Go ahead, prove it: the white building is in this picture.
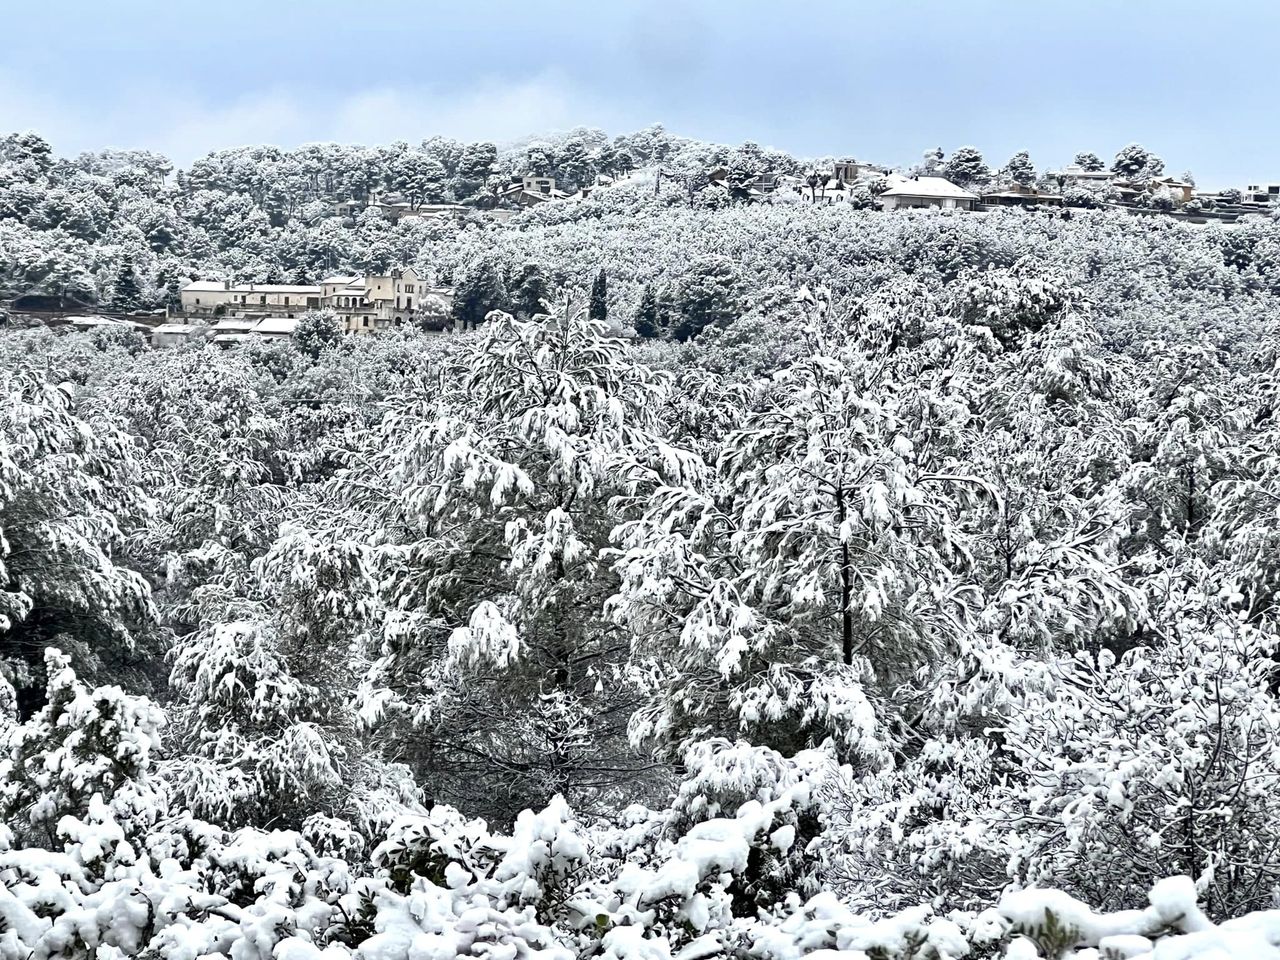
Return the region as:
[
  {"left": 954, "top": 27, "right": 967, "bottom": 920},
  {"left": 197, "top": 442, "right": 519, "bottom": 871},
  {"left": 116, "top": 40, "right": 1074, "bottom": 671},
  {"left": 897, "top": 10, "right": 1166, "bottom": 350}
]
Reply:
[
  {"left": 1244, "top": 183, "right": 1280, "bottom": 204},
  {"left": 878, "top": 175, "right": 978, "bottom": 211},
  {"left": 179, "top": 280, "right": 322, "bottom": 317},
  {"left": 180, "top": 269, "right": 454, "bottom": 337},
  {"left": 1053, "top": 164, "right": 1113, "bottom": 184},
  {"left": 499, "top": 175, "right": 569, "bottom": 207},
  {"left": 250, "top": 316, "right": 299, "bottom": 339},
  {"left": 150, "top": 323, "right": 206, "bottom": 348}
]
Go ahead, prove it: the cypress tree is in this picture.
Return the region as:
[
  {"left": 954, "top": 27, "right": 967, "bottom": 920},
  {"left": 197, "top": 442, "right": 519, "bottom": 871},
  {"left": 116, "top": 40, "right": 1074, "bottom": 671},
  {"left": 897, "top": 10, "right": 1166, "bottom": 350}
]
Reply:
[
  {"left": 633, "top": 285, "right": 660, "bottom": 339},
  {"left": 589, "top": 268, "right": 608, "bottom": 323}
]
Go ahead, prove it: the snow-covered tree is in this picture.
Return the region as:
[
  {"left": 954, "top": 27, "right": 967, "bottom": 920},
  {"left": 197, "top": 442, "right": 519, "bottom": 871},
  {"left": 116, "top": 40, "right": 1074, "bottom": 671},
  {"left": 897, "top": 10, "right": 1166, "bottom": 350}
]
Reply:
[
  {"left": 942, "top": 146, "right": 991, "bottom": 187},
  {"left": 360, "top": 304, "right": 678, "bottom": 821},
  {"left": 1112, "top": 143, "right": 1165, "bottom": 182}
]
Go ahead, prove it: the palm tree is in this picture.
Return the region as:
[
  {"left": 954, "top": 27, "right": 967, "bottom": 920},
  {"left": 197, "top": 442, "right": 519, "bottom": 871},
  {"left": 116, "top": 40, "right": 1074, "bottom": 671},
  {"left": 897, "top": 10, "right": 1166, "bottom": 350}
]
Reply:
[{"left": 806, "top": 169, "right": 825, "bottom": 204}]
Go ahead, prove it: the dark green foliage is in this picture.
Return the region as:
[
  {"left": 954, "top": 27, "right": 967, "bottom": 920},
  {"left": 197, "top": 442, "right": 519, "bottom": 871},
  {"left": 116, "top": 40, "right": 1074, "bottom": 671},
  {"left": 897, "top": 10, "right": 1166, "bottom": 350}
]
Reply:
[
  {"left": 672, "top": 256, "right": 742, "bottom": 342},
  {"left": 633, "top": 285, "right": 662, "bottom": 338},
  {"left": 510, "top": 263, "right": 552, "bottom": 319},
  {"left": 589, "top": 268, "right": 608, "bottom": 323},
  {"left": 111, "top": 263, "right": 142, "bottom": 311},
  {"left": 450, "top": 260, "right": 509, "bottom": 329}
]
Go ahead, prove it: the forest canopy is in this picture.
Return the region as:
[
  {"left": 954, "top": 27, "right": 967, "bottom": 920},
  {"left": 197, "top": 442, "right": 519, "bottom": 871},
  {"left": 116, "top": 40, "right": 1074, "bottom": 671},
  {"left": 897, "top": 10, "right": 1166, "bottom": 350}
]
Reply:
[{"left": 4, "top": 127, "right": 1280, "bottom": 959}]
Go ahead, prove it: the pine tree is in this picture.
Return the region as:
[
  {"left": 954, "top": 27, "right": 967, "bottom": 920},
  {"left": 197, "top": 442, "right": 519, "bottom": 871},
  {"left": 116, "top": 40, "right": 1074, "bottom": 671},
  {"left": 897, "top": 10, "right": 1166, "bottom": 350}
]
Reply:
[
  {"left": 364, "top": 303, "right": 675, "bottom": 822},
  {"left": 1073, "top": 151, "right": 1104, "bottom": 172},
  {"left": 1, "top": 648, "right": 165, "bottom": 844},
  {"left": 589, "top": 268, "right": 608, "bottom": 323},
  {"left": 450, "top": 261, "right": 509, "bottom": 330},
  {"left": 111, "top": 262, "right": 143, "bottom": 311},
  {"left": 942, "top": 146, "right": 991, "bottom": 187},
  {"left": 1001, "top": 150, "right": 1037, "bottom": 187},
  {"left": 510, "top": 263, "right": 552, "bottom": 319},
  {"left": 672, "top": 257, "right": 741, "bottom": 342},
  {"left": 1111, "top": 143, "right": 1164, "bottom": 182}
]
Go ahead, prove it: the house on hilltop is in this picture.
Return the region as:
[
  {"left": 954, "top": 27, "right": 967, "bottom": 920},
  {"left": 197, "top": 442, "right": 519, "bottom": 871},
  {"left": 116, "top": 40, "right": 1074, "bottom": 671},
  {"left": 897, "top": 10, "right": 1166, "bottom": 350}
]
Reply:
[
  {"left": 879, "top": 174, "right": 978, "bottom": 211},
  {"left": 499, "top": 175, "right": 569, "bottom": 207},
  {"left": 981, "top": 183, "right": 1063, "bottom": 208}
]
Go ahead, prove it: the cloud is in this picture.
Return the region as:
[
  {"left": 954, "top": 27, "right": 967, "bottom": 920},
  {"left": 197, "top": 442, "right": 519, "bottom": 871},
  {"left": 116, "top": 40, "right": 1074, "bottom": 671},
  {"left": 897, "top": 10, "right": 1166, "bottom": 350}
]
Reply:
[{"left": 0, "top": 69, "right": 621, "bottom": 165}]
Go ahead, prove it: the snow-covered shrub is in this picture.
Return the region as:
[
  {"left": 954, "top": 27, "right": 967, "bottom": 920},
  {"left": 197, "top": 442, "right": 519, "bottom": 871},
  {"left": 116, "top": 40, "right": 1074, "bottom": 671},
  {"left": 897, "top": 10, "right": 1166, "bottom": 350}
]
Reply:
[{"left": 0, "top": 649, "right": 165, "bottom": 846}]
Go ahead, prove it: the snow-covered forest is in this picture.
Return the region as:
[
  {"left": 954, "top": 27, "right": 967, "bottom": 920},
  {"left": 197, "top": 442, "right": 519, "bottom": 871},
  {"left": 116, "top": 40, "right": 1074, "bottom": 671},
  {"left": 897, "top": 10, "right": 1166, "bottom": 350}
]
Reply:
[{"left": 7, "top": 125, "right": 1280, "bottom": 958}]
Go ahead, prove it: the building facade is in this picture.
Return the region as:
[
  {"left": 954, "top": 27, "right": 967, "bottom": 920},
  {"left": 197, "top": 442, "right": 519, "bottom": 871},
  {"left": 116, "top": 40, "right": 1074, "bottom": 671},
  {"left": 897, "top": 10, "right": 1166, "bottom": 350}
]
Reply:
[
  {"left": 179, "top": 269, "right": 453, "bottom": 335},
  {"left": 179, "top": 281, "right": 322, "bottom": 317},
  {"left": 879, "top": 175, "right": 978, "bottom": 211}
]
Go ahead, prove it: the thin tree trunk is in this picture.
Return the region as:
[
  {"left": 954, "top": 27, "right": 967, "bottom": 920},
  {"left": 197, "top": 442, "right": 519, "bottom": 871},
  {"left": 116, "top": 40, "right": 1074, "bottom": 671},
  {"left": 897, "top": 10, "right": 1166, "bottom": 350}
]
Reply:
[{"left": 835, "top": 486, "right": 854, "bottom": 666}]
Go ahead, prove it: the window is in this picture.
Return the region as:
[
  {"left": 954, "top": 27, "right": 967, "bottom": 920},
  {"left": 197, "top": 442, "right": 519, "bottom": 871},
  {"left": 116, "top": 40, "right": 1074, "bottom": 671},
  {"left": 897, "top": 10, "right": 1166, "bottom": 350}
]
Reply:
[
  {"left": 195, "top": 298, "right": 201, "bottom": 305},
  {"left": 284, "top": 296, "right": 290, "bottom": 305},
  {"left": 406, "top": 297, "right": 412, "bottom": 310},
  {"left": 405, "top": 283, "right": 414, "bottom": 293},
  {"left": 260, "top": 295, "right": 266, "bottom": 305},
  {"left": 362, "top": 317, "right": 369, "bottom": 328}
]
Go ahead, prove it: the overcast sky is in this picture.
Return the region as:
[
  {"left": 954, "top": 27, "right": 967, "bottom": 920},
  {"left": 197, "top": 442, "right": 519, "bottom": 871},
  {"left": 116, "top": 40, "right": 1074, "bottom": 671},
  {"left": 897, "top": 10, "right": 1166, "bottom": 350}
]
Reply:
[{"left": 2, "top": 0, "right": 1276, "bottom": 188}]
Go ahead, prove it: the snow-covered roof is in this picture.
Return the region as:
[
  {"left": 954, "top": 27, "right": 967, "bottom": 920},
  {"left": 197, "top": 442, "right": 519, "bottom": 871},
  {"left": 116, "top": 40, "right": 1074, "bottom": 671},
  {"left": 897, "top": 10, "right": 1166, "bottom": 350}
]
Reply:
[
  {"left": 1055, "top": 165, "right": 1111, "bottom": 179},
  {"left": 982, "top": 189, "right": 1060, "bottom": 198},
  {"left": 67, "top": 315, "right": 126, "bottom": 326},
  {"left": 320, "top": 274, "right": 360, "bottom": 285},
  {"left": 252, "top": 317, "right": 299, "bottom": 335},
  {"left": 239, "top": 284, "right": 322, "bottom": 294},
  {"left": 880, "top": 175, "right": 978, "bottom": 201},
  {"left": 152, "top": 323, "right": 202, "bottom": 335},
  {"left": 183, "top": 280, "right": 321, "bottom": 295},
  {"left": 213, "top": 317, "right": 256, "bottom": 331}
]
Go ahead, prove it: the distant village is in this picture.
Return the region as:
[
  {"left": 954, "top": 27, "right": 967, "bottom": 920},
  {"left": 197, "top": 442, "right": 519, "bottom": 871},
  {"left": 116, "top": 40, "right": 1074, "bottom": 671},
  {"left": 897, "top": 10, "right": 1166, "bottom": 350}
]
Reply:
[
  {"left": 680, "top": 156, "right": 1277, "bottom": 217},
  {"left": 6, "top": 151, "right": 1277, "bottom": 348}
]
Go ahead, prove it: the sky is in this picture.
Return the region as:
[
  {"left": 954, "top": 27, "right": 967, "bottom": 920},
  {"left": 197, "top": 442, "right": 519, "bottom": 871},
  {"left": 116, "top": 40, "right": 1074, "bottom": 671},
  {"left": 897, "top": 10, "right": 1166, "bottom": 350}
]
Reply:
[{"left": 2, "top": 0, "right": 1278, "bottom": 189}]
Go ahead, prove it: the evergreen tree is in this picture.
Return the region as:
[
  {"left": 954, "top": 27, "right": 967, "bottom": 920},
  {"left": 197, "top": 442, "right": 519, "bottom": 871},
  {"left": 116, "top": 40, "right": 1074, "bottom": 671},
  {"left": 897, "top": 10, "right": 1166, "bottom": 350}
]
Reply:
[
  {"left": 1111, "top": 143, "right": 1165, "bottom": 181},
  {"left": 921, "top": 146, "right": 944, "bottom": 175},
  {"left": 588, "top": 269, "right": 608, "bottom": 323},
  {"left": 1001, "top": 151, "right": 1037, "bottom": 187},
  {"left": 111, "top": 262, "right": 143, "bottom": 311},
  {"left": 557, "top": 138, "right": 595, "bottom": 192},
  {"left": 365, "top": 304, "right": 674, "bottom": 821},
  {"left": 1, "top": 649, "right": 165, "bottom": 844},
  {"left": 392, "top": 152, "right": 447, "bottom": 208},
  {"left": 456, "top": 141, "right": 498, "bottom": 200},
  {"left": 450, "top": 261, "right": 509, "bottom": 330},
  {"left": 293, "top": 309, "right": 344, "bottom": 359},
  {"left": 1073, "top": 151, "right": 1104, "bottom": 172},
  {"left": 633, "top": 285, "right": 661, "bottom": 338},
  {"left": 510, "top": 263, "right": 552, "bottom": 319},
  {"left": 672, "top": 256, "right": 742, "bottom": 342},
  {"left": 942, "top": 146, "right": 990, "bottom": 187}
]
